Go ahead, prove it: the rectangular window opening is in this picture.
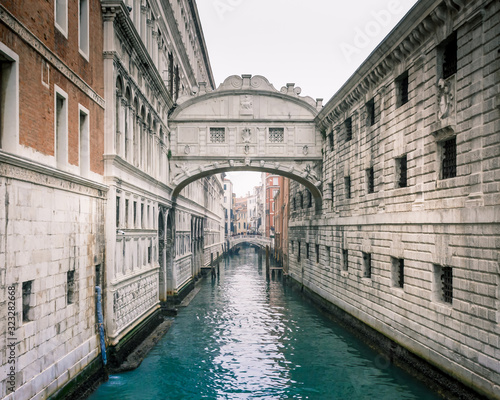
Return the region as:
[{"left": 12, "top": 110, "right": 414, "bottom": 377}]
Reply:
[
  {"left": 396, "top": 70, "right": 409, "bottom": 107},
  {"left": 366, "top": 99, "right": 375, "bottom": 127},
  {"left": 22, "top": 281, "right": 33, "bottom": 322},
  {"left": 441, "top": 32, "right": 457, "bottom": 80},
  {"left": 79, "top": 108, "right": 90, "bottom": 177},
  {"left": 269, "top": 128, "right": 284, "bottom": 143},
  {"left": 328, "top": 131, "right": 334, "bottom": 151},
  {"left": 55, "top": 0, "right": 68, "bottom": 36},
  {"left": 363, "top": 252, "right": 372, "bottom": 278},
  {"left": 366, "top": 167, "right": 374, "bottom": 194},
  {"left": 79, "top": 0, "right": 89, "bottom": 58},
  {"left": 345, "top": 176, "right": 351, "bottom": 199},
  {"left": 442, "top": 266, "right": 453, "bottom": 303},
  {"left": 116, "top": 196, "right": 120, "bottom": 228},
  {"left": 316, "top": 244, "right": 320, "bottom": 263},
  {"left": 55, "top": 89, "right": 68, "bottom": 167},
  {"left": 441, "top": 137, "right": 457, "bottom": 179},
  {"left": 396, "top": 155, "right": 407, "bottom": 188},
  {"left": 67, "top": 270, "right": 75, "bottom": 304},
  {"left": 342, "top": 249, "right": 348, "bottom": 271},
  {"left": 392, "top": 258, "right": 404, "bottom": 288},
  {"left": 306, "top": 243, "right": 309, "bottom": 260},
  {"left": 345, "top": 117, "right": 352, "bottom": 141}
]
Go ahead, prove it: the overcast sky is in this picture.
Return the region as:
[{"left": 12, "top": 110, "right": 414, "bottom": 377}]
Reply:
[{"left": 196, "top": 0, "right": 419, "bottom": 196}]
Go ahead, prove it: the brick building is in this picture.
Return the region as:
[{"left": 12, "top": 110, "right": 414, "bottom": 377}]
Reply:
[{"left": 0, "top": 0, "right": 106, "bottom": 398}]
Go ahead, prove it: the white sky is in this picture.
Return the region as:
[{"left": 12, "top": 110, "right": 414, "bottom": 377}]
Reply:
[{"left": 197, "top": 0, "right": 419, "bottom": 196}]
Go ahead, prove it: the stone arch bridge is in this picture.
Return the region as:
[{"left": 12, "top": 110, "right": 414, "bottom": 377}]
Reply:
[
  {"left": 228, "top": 235, "right": 272, "bottom": 251},
  {"left": 168, "top": 75, "right": 324, "bottom": 200}
]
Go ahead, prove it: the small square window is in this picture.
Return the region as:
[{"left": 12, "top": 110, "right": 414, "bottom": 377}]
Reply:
[
  {"left": 396, "top": 71, "right": 409, "bottom": 107},
  {"left": 210, "top": 127, "right": 225, "bottom": 143},
  {"left": 269, "top": 128, "right": 284, "bottom": 143},
  {"left": 366, "top": 99, "right": 375, "bottom": 127},
  {"left": 396, "top": 155, "right": 407, "bottom": 188}
]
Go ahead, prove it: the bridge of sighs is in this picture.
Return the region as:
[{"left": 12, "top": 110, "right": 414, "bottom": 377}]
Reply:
[{"left": 168, "top": 74, "right": 325, "bottom": 200}]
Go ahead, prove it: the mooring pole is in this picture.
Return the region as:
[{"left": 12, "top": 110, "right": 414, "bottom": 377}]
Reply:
[
  {"left": 211, "top": 253, "right": 216, "bottom": 278},
  {"left": 266, "top": 245, "right": 270, "bottom": 276}
]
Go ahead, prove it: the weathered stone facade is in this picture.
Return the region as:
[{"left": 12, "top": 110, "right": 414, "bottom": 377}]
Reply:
[{"left": 289, "top": 0, "right": 500, "bottom": 398}]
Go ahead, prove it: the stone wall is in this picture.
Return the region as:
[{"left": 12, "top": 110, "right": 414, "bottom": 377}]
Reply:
[
  {"left": 289, "top": 0, "right": 500, "bottom": 398},
  {"left": 0, "top": 154, "right": 106, "bottom": 399}
]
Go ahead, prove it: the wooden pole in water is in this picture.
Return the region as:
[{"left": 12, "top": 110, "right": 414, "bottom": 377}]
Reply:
[
  {"left": 211, "top": 253, "right": 216, "bottom": 278},
  {"left": 266, "top": 245, "right": 270, "bottom": 276},
  {"left": 217, "top": 251, "right": 220, "bottom": 274}
]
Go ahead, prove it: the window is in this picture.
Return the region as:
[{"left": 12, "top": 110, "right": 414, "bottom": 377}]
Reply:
[
  {"left": 441, "top": 137, "right": 456, "bottom": 179},
  {"left": 67, "top": 270, "right": 75, "bottom": 304},
  {"left": 133, "top": 201, "right": 137, "bottom": 227},
  {"left": 125, "top": 199, "right": 129, "bottom": 227},
  {"left": 141, "top": 203, "right": 144, "bottom": 228},
  {"left": 328, "top": 131, "right": 334, "bottom": 151},
  {"left": 79, "top": 106, "right": 90, "bottom": 177},
  {"left": 269, "top": 128, "right": 284, "bottom": 143},
  {"left": 316, "top": 244, "right": 320, "bottom": 263},
  {"left": 363, "top": 252, "right": 372, "bottom": 278},
  {"left": 116, "top": 196, "right": 120, "bottom": 227},
  {"left": 342, "top": 249, "right": 348, "bottom": 271},
  {"left": 95, "top": 264, "right": 102, "bottom": 288},
  {"left": 79, "top": 0, "right": 89, "bottom": 58},
  {"left": 434, "top": 264, "right": 453, "bottom": 304},
  {"left": 366, "top": 99, "right": 375, "bottom": 126},
  {"left": 0, "top": 44, "right": 19, "bottom": 153},
  {"left": 345, "top": 176, "right": 351, "bottom": 199},
  {"left": 55, "top": 0, "right": 68, "bottom": 37},
  {"left": 366, "top": 167, "right": 374, "bottom": 194},
  {"left": 392, "top": 258, "right": 404, "bottom": 288},
  {"left": 396, "top": 155, "right": 407, "bottom": 188},
  {"left": 299, "top": 192, "right": 304, "bottom": 208},
  {"left": 22, "top": 281, "right": 33, "bottom": 322},
  {"left": 326, "top": 246, "right": 331, "bottom": 263},
  {"left": 307, "top": 190, "right": 312, "bottom": 208},
  {"left": 396, "top": 71, "right": 409, "bottom": 107},
  {"left": 55, "top": 86, "right": 68, "bottom": 167},
  {"left": 210, "top": 127, "right": 225, "bottom": 143},
  {"left": 306, "top": 243, "right": 310, "bottom": 259},
  {"left": 345, "top": 117, "right": 352, "bottom": 141},
  {"left": 297, "top": 241, "right": 301, "bottom": 261},
  {"left": 440, "top": 32, "right": 457, "bottom": 80}
]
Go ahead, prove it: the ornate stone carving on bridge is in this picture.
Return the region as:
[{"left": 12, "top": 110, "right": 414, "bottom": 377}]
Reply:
[
  {"left": 240, "top": 95, "right": 253, "bottom": 115},
  {"left": 241, "top": 128, "right": 252, "bottom": 143}
]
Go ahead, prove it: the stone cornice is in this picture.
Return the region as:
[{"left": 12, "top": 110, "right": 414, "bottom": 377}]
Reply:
[
  {"left": 101, "top": 0, "right": 174, "bottom": 109},
  {"left": 0, "top": 5, "right": 105, "bottom": 109},
  {"left": 316, "top": 0, "right": 471, "bottom": 131},
  {"left": 0, "top": 151, "right": 108, "bottom": 196}
]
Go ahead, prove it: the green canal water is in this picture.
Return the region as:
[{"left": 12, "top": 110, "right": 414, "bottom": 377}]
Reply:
[{"left": 88, "top": 247, "right": 441, "bottom": 399}]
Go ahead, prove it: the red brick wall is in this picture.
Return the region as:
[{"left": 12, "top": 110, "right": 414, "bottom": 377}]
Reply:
[{"left": 0, "top": 0, "right": 104, "bottom": 174}]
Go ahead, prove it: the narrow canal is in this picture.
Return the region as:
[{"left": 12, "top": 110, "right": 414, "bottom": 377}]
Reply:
[{"left": 89, "top": 247, "right": 441, "bottom": 399}]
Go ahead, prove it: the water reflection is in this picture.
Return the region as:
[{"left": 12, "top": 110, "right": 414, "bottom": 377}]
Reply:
[{"left": 88, "top": 247, "right": 441, "bottom": 400}]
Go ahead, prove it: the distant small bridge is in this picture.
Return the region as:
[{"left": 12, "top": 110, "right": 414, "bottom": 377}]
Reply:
[{"left": 228, "top": 235, "right": 272, "bottom": 250}]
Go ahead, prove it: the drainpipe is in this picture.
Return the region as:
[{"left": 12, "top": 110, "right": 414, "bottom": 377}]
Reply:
[{"left": 95, "top": 286, "right": 108, "bottom": 367}]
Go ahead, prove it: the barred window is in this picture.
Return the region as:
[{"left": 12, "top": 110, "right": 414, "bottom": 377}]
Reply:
[
  {"left": 396, "top": 70, "right": 409, "bottom": 107},
  {"left": 342, "top": 249, "right": 348, "bottom": 271},
  {"left": 328, "top": 131, "right": 334, "bottom": 151},
  {"left": 316, "top": 244, "right": 320, "bottom": 263},
  {"left": 22, "top": 281, "right": 34, "bottom": 322},
  {"left": 345, "top": 117, "right": 352, "bottom": 141},
  {"left": 345, "top": 176, "right": 351, "bottom": 199},
  {"left": 366, "top": 167, "right": 374, "bottom": 194},
  {"left": 269, "top": 128, "right": 284, "bottom": 143},
  {"left": 396, "top": 155, "right": 407, "bottom": 188},
  {"left": 392, "top": 258, "right": 404, "bottom": 288},
  {"left": 67, "top": 270, "right": 75, "bottom": 304},
  {"left": 441, "top": 32, "right": 457, "bottom": 80},
  {"left": 442, "top": 267, "right": 453, "bottom": 303},
  {"left": 366, "top": 99, "right": 375, "bottom": 126},
  {"left": 306, "top": 243, "right": 310, "bottom": 259},
  {"left": 441, "top": 137, "right": 456, "bottom": 179},
  {"left": 210, "top": 127, "right": 225, "bottom": 143}
]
